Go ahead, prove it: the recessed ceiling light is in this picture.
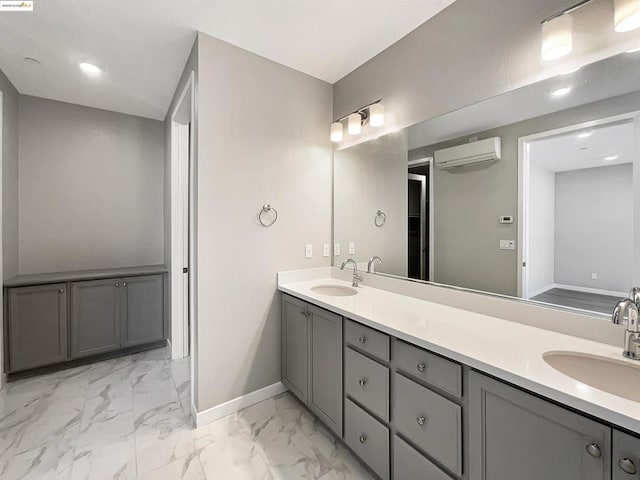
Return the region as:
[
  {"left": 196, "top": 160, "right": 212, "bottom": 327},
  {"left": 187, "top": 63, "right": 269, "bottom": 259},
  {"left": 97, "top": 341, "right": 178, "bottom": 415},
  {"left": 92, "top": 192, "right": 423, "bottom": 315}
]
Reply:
[
  {"left": 577, "top": 131, "right": 593, "bottom": 139},
  {"left": 79, "top": 62, "right": 103, "bottom": 78},
  {"left": 604, "top": 154, "right": 619, "bottom": 161},
  {"left": 23, "top": 57, "right": 40, "bottom": 65},
  {"left": 552, "top": 86, "right": 572, "bottom": 97}
]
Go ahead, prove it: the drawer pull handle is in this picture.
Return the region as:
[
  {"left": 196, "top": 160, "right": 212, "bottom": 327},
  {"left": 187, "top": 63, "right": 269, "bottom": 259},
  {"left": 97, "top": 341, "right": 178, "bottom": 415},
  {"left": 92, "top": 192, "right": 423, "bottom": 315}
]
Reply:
[
  {"left": 299, "top": 309, "right": 306, "bottom": 316},
  {"left": 585, "top": 443, "right": 602, "bottom": 459},
  {"left": 59, "top": 288, "right": 65, "bottom": 293},
  {"left": 359, "top": 435, "right": 367, "bottom": 444},
  {"left": 417, "top": 416, "right": 426, "bottom": 427},
  {"left": 115, "top": 283, "right": 120, "bottom": 287},
  {"left": 417, "top": 363, "right": 426, "bottom": 373},
  {"left": 358, "top": 378, "right": 368, "bottom": 387},
  {"left": 359, "top": 335, "right": 367, "bottom": 344},
  {"left": 123, "top": 282, "right": 127, "bottom": 287},
  {"left": 619, "top": 458, "right": 637, "bottom": 475}
]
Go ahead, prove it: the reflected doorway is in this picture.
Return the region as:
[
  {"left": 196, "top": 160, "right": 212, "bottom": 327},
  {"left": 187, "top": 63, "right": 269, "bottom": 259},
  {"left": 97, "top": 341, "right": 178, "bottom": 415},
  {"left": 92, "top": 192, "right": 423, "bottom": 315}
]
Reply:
[{"left": 408, "top": 159, "right": 433, "bottom": 281}]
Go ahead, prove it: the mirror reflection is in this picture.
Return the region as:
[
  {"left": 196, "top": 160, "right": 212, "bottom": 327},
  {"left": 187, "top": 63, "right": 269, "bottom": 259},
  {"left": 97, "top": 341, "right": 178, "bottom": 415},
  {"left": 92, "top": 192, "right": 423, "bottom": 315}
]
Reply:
[{"left": 333, "top": 52, "right": 640, "bottom": 317}]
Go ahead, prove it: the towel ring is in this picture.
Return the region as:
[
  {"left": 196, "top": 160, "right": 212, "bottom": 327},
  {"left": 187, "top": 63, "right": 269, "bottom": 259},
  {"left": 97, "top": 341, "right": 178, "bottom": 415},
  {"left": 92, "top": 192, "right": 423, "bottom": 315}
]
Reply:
[
  {"left": 375, "top": 210, "right": 386, "bottom": 227},
  {"left": 259, "top": 204, "right": 278, "bottom": 227}
]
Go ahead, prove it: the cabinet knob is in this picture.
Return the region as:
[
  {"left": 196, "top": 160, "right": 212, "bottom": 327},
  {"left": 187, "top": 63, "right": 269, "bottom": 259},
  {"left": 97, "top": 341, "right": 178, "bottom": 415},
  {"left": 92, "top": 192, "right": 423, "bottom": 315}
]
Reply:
[
  {"left": 115, "top": 283, "right": 120, "bottom": 287},
  {"left": 359, "top": 435, "right": 367, "bottom": 444},
  {"left": 358, "top": 335, "right": 367, "bottom": 344},
  {"left": 618, "top": 458, "right": 637, "bottom": 475},
  {"left": 58, "top": 289, "right": 64, "bottom": 293},
  {"left": 358, "top": 378, "right": 368, "bottom": 387},
  {"left": 585, "top": 443, "right": 602, "bottom": 459},
  {"left": 417, "top": 416, "right": 426, "bottom": 427},
  {"left": 417, "top": 363, "right": 426, "bottom": 373},
  {"left": 123, "top": 282, "right": 127, "bottom": 287}
]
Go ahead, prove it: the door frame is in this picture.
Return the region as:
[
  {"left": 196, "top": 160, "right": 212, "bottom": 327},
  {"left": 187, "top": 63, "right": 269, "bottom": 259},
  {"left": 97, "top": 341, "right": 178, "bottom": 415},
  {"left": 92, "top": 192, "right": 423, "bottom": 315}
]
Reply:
[
  {"left": 517, "top": 110, "right": 640, "bottom": 298},
  {"left": 170, "top": 72, "right": 195, "bottom": 361},
  {"left": 408, "top": 173, "right": 427, "bottom": 279},
  {"left": 0, "top": 91, "right": 4, "bottom": 389},
  {"left": 408, "top": 157, "right": 434, "bottom": 280}
]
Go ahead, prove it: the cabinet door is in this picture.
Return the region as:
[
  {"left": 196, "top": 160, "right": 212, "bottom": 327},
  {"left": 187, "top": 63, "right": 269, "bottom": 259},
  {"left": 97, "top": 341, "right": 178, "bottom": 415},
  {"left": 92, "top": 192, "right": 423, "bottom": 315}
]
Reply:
[
  {"left": 121, "top": 274, "right": 164, "bottom": 348},
  {"left": 613, "top": 430, "right": 640, "bottom": 480},
  {"left": 281, "top": 294, "right": 309, "bottom": 403},
  {"left": 308, "top": 305, "right": 343, "bottom": 437},
  {"left": 7, "top": 284, "right": 68, "bottom": 372},
  {"left": 71, "top": 279, "right": 121, "bottom": 358},
  {"left": 469, "top": 372, "right": 611, "bottom": 480}
]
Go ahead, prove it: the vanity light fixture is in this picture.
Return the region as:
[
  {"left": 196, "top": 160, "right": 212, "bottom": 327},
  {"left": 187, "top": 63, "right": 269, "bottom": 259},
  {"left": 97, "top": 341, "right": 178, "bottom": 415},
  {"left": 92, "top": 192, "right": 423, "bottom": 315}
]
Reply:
[
  {"left": 330, "top": 100, "right": 384, "bottom": 142},
  {"left": 551, "top": 86, "right": 572, "bottom": 97},
  {"left": 615, "top": 0, "right": 640, "bottom": 32},
  {"left": 79, "top": 62, "right": 103, "bottom": 78}
]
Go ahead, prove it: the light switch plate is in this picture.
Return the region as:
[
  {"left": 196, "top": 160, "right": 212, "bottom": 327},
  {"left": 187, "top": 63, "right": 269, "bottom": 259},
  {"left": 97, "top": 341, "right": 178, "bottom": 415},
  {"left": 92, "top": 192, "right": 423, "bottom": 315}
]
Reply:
[
  {"left": 591, "top": 273, "right": 597, "bottom": 280},
  {"left": 305, "top": 244, "right": 313, "bottom": 259},
  {"left": 323, "top": 244, "right": 330, "bottom": 257},
  {"left": 349, "top": 242, "right": 355, "bottom": 255},
  {"left": 334, "top": 243, "right": 341, "bottom": 256},
  {"left": 499, "top": 240, "right": 516, "bottom": 250}
]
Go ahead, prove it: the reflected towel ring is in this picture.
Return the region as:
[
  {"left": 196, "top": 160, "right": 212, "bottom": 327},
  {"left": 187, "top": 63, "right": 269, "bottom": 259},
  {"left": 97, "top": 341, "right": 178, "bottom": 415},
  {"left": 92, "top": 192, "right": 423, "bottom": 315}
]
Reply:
[
  {"left": 259, "top": 204, "right": 278, "bottom": 227},
  {"left": 375, "top": 210, "right": 386, "bottom": 227}
]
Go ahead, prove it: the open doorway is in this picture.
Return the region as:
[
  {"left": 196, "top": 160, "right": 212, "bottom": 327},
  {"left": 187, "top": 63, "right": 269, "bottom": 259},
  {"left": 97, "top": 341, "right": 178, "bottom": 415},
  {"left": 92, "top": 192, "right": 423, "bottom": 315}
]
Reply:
[
  {"left": 408, "top": 158, "right": 434, "bottom": 281},
  {"left": 519, "top": 112, "right": 639, "bottom": 314},
  {"left": 170, "top": 72, "right": 194, "bottom": 363}
]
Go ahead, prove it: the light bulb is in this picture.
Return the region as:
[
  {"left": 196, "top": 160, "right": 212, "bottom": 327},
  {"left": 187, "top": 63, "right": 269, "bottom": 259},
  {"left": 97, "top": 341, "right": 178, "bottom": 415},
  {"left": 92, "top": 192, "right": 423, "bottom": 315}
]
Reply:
[
  {"left": 79, "top": 62, "right": 103, "bottom": 77},
  {"left": 369, "top": 103, "right": 384, "bottom": 127},
  {"left": 348, "top": 113, "right": 362, "bottom": 135},
  {"left": 330, "top": 122, "right": 343, "bottom": 143},
  {"left": 615, "top": 0, "right": 640, "bottom": 32},
  {"left": 541, "top": 15, "right": 573, "bottom": 61}
]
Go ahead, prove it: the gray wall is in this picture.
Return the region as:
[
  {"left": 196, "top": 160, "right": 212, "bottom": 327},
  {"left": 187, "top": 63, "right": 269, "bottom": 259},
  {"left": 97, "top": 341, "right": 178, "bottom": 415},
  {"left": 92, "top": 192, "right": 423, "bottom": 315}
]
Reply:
[
  {"left": 410, "top": 91, "right": 640, "bottom": 297},
  {"left": 555, "top": 164, "right": 633, "bottom": 293},
  {"left": 334, "top": 132, "right": 408, "bottom": 277},
  {"left": 18, "top": 96, "right": 165, "bottom": 274},
  {"left": 196, "top": 33, "right": 333, "bottom": 411},
  {"left": 333, "top": 0, "right": 640, "bottom": 149},
  {"left": 1, "top": 67, "right": 19, "bottom": 281},
  {"left": 527, "top": 162, "right": 555, "bottom": 297}
]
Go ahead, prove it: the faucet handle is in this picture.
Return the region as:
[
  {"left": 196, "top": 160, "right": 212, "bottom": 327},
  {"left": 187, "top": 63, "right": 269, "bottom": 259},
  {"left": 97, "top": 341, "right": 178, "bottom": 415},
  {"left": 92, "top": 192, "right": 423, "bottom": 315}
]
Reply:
[{"left": 630, "top": 287, "right": 640, "bottom": 306}]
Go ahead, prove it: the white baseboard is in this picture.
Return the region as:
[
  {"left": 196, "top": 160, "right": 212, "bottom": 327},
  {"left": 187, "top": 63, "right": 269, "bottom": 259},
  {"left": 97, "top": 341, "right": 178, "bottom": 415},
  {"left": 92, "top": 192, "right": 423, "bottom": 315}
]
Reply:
[
  {"left": 527, "top": 284, "right": 555, "bottom": 298},
  {"left": 553, "top": 283, "right": 627, "bottom": 298},
  {"left": 194, "top": 381, "right": 288, "bottom": 428}
]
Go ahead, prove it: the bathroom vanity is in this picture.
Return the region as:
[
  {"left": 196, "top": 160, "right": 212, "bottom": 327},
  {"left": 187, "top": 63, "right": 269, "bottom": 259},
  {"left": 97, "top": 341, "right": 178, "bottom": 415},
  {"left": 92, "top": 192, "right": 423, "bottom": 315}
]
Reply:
[
  {"left": 279, "top": 269, "right": 640, "bottom": 480},
  {"left": 3, "top": 265, "right": 168, "bottom": 376}
]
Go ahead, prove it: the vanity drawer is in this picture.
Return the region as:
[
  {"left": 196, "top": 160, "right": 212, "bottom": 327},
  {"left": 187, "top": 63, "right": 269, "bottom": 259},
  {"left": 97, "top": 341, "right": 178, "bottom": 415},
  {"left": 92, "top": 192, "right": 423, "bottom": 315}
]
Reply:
[
  {"left": 393, "top": 435, "right": 453, "bottom": 480},
  {"left": 345, "top": 319, "right": 390, "bottom": 362},
  {"left": 393, "top": 373, "right": 462, "bottom": 476},
  {"left": 344, "top": 398, "right": 390, "bottom": 480},
  {"left": 345, "top": 347, "right": 389, "bottom": 421},
  {"left": 394, "top": 339, "right": 462, "bottom": 398}
]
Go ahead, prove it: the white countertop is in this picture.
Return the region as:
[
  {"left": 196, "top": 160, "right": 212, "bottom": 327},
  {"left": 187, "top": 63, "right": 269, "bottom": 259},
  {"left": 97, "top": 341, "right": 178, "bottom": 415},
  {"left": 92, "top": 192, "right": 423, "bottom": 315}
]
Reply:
[{"left": 278, "top": 272, "right": 640, "bottom": 433}]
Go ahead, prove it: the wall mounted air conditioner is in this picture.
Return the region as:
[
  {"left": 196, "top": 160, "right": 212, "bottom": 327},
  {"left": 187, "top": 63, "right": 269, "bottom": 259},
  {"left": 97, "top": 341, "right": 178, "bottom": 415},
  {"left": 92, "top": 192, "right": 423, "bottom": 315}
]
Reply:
[{"left": 434, "top": 137, "right": 501, "bottom": 169}]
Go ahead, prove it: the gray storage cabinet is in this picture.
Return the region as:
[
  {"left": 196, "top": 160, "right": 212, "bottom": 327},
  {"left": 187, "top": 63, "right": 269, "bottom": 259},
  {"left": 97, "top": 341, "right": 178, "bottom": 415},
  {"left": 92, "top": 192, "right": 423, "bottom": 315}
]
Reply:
[
  {"left": 121, "top": 274, "right": 164, "bottom": 347},
  {"left": 7, "top": 283, "right": 68, "bottom": 372},
  {"left": 613, "top": 430, "right": 640, "bottom": 479},
  {"left": 71, "top": 278, "right": 122, "bottom": 358},
  {"left": 469, "top": 371, "right": 611, "bottom": 480},
  {"left": 281, "top": 294, "right": 343, "bottom": 436}
]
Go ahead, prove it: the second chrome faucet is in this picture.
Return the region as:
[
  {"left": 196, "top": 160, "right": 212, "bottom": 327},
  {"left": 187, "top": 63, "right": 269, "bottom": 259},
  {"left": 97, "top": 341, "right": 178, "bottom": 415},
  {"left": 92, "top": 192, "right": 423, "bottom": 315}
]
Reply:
[{"left": 340, "top": 258, "right": 363, "bottom": 287}]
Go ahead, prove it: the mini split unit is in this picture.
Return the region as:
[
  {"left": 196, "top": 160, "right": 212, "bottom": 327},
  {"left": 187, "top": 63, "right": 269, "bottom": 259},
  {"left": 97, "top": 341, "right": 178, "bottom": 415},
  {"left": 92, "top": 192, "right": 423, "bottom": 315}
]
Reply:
[{"left": 434, "top": 137, "right": 502, "bottom": 169}]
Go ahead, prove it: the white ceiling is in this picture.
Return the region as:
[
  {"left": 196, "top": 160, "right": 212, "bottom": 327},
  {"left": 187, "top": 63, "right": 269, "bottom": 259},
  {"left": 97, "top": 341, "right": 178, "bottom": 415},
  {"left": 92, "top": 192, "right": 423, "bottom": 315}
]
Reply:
[
  {"left": 0, "top": 0, "right": 455, "bottom": 120},
  {"left": 529, "top": 121, "right": 634, "bottom": 172}
]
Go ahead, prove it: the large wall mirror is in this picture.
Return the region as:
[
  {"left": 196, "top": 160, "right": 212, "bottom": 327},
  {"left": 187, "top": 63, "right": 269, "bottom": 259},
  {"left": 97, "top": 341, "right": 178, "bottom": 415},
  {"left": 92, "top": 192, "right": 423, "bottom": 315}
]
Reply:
[{"left": 333, "top": 52, "right": 640, "bottom": 319}]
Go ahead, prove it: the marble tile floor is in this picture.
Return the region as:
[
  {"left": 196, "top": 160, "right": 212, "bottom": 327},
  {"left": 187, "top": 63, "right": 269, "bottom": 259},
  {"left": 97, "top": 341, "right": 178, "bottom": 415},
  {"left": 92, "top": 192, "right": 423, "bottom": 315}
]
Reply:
[{"left": 0, "top": 347, "right": 373, "bottom": 480}]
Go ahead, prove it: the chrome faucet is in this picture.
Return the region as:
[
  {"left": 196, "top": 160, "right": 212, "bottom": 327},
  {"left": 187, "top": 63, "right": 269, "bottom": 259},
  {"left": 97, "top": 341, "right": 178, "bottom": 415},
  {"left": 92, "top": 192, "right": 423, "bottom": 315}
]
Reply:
[
  {"left": 367, "top": 256, "right": 383, "bottom": 274},
  {"left": 612, "top": 288, "right": 640, "bottom": 359},
  {"left": 341, "top": 258, "right": 363, "bottom": 287}
]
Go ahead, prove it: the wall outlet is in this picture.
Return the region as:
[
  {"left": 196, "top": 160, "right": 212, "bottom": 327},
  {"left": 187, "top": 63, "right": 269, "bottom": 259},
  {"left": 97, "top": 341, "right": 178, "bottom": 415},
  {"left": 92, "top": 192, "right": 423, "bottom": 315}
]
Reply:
[
  {"left": 305, "top": 244, "right": 312, "bottom": 259},
  {"left": 334, "top": 243, "right": 341, "bottom": 256},
  {"left": 499, "top": 240, "right": 516, "bottom": 250},
  {"left": 323, "top": 243, "right": 330, "bottom": 257},
  {"left": 349, "top": 242, "right": 355, "bottom": 255},
  {"left": 591, "top": 273, "right": 597, "bottom": 280}
]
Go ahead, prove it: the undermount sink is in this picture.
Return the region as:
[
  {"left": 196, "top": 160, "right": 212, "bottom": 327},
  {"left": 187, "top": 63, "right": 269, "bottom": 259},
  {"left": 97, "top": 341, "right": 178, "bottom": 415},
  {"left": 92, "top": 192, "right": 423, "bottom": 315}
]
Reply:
[
  {"left": 311, "top": 285, "right": 358, "bottom": 297},
  {"left": 543, "top": 351, "right": 640, "bottom": 402}
]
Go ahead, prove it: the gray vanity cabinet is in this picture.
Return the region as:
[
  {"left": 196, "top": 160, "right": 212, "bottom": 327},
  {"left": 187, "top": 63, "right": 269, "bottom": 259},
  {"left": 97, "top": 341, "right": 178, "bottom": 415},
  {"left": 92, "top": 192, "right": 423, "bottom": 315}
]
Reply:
[
  {"left": 71, "top": 278, "right": 122, "bottom": 358},
  {"left": 6, "top": 283, "right": 68, "bottom": 372},
  {"left": 469, "top": 371, "right": 612, "bottom": 480},
  {"left": 613, "top": 430, "right": 640, "bottom": 479},
  {"left": 121, "top": 274, "right": 164, "bottom": 347},
  {"left": 281, "top": 294, "right": 343, "bottom": 436}
]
